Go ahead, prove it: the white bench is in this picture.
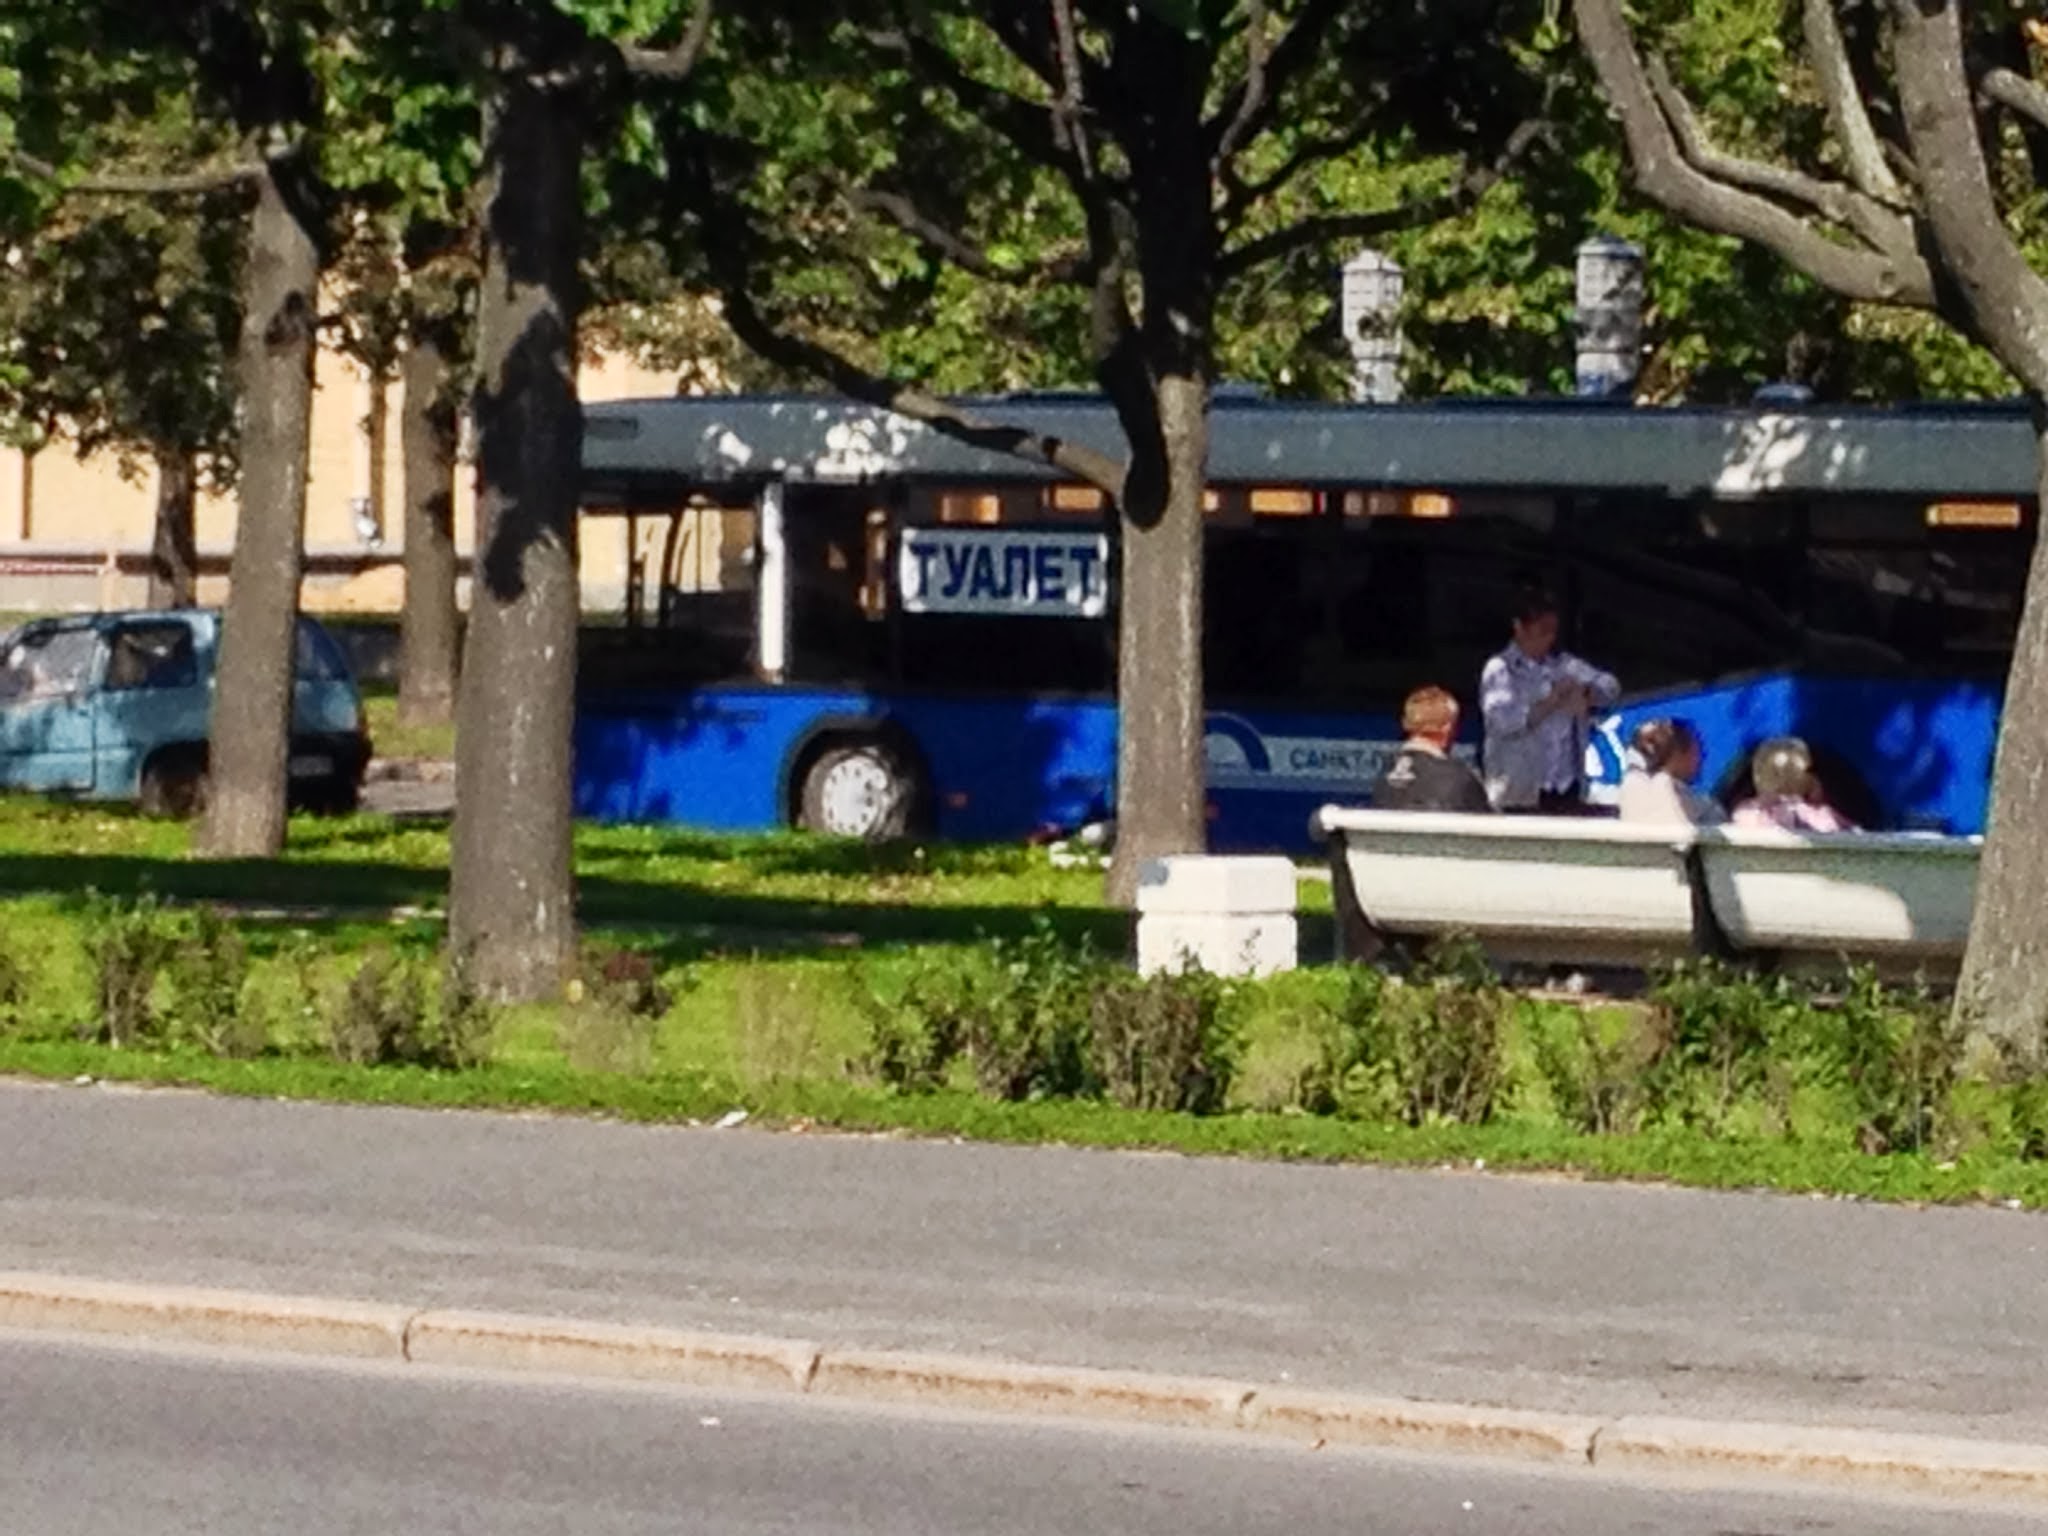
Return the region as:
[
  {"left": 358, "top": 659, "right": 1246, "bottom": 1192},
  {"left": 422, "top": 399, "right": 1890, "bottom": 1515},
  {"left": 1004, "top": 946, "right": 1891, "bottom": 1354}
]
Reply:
[{"left": 1313, "top": 807, "right": 1978, "bottom": 974}]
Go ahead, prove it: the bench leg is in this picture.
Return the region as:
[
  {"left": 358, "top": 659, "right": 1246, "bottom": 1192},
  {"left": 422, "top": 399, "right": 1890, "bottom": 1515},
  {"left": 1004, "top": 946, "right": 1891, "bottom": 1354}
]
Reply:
[{"left": 1327, "top": 838, "right": 1389, "bottom": 966}]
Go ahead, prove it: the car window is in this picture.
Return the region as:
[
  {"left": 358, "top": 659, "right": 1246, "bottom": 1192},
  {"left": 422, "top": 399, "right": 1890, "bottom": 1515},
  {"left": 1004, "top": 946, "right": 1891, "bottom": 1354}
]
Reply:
[
  {"left": 294, "top": 621, "right": 347, "bottom": 681},
  {"left": 104, "top": 623, "right": 199, "bottom": 692},
  {"left": 0, "top": 627, "right": 101, "bottom": 701}
]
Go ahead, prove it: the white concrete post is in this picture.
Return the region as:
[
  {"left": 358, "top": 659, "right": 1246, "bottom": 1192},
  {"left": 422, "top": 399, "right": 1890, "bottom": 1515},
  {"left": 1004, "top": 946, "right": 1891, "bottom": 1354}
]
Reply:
[
  {"left": 756, "top": 479, "right": 789, "bottom": 682},
  {"left": 1135, "top": 856, "right": 1299, "bottom": 977}
]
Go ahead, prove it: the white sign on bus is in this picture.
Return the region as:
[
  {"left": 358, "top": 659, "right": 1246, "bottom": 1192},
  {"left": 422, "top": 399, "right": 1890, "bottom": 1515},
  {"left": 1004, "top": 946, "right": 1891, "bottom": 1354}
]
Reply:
[{"left": 898, "top": 529, "right": 1110, "bottom": 618}]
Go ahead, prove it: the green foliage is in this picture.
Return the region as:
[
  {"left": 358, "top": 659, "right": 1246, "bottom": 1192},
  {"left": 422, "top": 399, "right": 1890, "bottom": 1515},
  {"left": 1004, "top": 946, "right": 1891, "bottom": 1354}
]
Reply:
[
  {"left": 865, "top": 928, "right": 1241, "bottom": 1112},
  {"left": 80, "top": 894, "right": 180, "bottom": 1048},
  {"left": 1532, "top": 1004, "right": 1661, "bottom": 1136},
  {"left": 1088, "top": 967, "right": 1237, "bottom": 1114},
  {"left": 161, "top": 906, "right": 263, "bottom": 1059},
  {"left": 329, "top": 943, "right": 492, "bottom": 1071},
  {"left": 1353, "top": 939, "right": 1513, "bottom": 1127},
  {"left": 865, "top": 924, "right": 1099, "bottom": 1101}
]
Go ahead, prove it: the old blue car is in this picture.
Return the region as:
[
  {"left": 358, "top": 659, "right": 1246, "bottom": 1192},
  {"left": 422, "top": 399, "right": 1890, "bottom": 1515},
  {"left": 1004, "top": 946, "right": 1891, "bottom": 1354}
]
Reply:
[{"left": 0, "top": 610, "right": 372, "bottom": 816}]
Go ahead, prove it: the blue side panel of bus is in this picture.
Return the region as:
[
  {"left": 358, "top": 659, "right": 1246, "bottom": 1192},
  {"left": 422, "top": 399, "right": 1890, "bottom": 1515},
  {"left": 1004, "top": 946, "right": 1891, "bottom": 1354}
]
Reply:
[
  {"left": 1586, "top": 674, "right": 2003, "bottom": 833},
  {"left": 573, "top": 687, "right": 1407, "bottom": 848},
  {"left": 575, "top": 672, "right": 2004, "bottom": 844},
  {"left": 573, "top": 686, "right": 1122, "bottom": 839}
]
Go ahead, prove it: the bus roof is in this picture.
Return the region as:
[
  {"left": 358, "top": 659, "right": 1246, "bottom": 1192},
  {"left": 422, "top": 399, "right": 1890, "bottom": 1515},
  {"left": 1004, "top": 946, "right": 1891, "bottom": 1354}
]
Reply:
[{"left": 581, "top": 392, "right": 2041, "bottom": 501}]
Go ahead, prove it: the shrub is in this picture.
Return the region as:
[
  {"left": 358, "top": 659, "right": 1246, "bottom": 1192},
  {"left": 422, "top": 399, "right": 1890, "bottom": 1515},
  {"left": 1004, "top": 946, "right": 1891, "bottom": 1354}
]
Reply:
[
  {"left": 80, "top": 895, "right": 180, "bottom": 1048},
  {"left": 0, "top": 935, "right": 31, "bottom": 1037},
  {"left": 556, "top": 944, "right": 677, "bottom": 1076},
  {"left": 1088, "top": 967, "right": 1237, "bottom": 1114},
  {"left": 577, "top": 944, "right": 674, "bottom": 1020},
  {"left": 865, "top": 925, "right": 1098, "bottom": 1101},
  {"left": 1641, "top": 960, "right": 1789, "bottom": 1134},
  {"left": 328, "top": 945, "right": 492, "bottom": 1070},
  {"left": 435, "top": 944, "right": 495, "bottom": 1071},
  {"left": 162, "top": 907, "right": 263, "bottom": 1059},
  {"left": 863, "top": 953, "right": 971, "bottom": 1092},
  {"left": 329, "top": 947, "right": 430, "bottom": 1067},
  {"left": 960, "top": 928, "right": 1098, "bottom": 1100},
  {"left": 732, "top": 965, "right": 829, "bottom": 1089},
  {"left": 1532, "top": 1004, "right": 1662, "bottom": 1136},
  {"left": 1358, "top": 939, "right": 1511, "bottom": 1127},
  {"left": 1803, "top": 969, "right": 1959, "bottom": 1155}
]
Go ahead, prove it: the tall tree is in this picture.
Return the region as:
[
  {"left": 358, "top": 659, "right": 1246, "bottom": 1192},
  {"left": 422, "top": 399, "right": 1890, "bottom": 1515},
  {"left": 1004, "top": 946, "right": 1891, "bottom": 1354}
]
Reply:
[
  {"left": 0, "top": 25, "right": 244, "bottom": 609},
  {"left": 1576, "top": 0, "right": 2048, "bottom": 1058},
  {"left": 4, "top": 0, "right": 326, "bottom": 856},
  {"left": 0, "top": 190, "right": 242, "bottom": 608},
  {"left": 436, "top": 0, "right": 714, "bottom": 1001},
  {"left": 648, "top": 0, "right": 1547, "bottom": 902}
]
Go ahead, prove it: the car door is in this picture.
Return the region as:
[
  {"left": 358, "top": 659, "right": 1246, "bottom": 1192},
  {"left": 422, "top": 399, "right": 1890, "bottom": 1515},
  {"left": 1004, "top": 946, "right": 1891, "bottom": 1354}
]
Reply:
[
  {"left": 97, "top": 620, "right": 206, "bottom": 794},
  {"left": 0, "top": 623, "right": 104, "bottom": 792}
]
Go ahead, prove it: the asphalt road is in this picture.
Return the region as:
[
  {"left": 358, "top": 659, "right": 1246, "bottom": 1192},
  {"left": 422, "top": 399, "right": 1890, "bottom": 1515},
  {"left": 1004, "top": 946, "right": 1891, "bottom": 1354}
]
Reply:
[
  {"left": 6, "top": 1332, "right": 2039, "bottom": 1536},
  {"left": 5, "top": 1080, "right": 2045, "bottom": 1442}
]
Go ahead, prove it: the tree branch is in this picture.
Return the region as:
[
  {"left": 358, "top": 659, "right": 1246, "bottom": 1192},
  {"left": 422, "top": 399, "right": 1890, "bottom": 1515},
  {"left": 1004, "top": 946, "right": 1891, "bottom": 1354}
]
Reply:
[
  {"left": 1202, "top": 0, "right": 1348, "bottom": 167},
  {"left": 1982, "top": 67, "right": 2048, "bottom": 136},
  {"left": 1644, "top": 54, "right": 1917, "bottom": 260},
  {"left": 7, "top": 148, "right": 265, "bottom": 197},
  {"left": 1217, "top": 118, "right": 1548, "bottom": 279},
  {"left": 1220, "top": 120, "right": 1379, "bottom": 222},
  {"left": 1800, "top": 0, "right": 1906, "bottom": 204},
  {"left": 1573, "top": 0, "right": 1934, "bottom": 306},
  {"left": 848, "top": 187, "right": 1088, "bottom": 285},
  {"left": 1893, "top": 1, "right": 2048, "bottom": 394},
  {"left": 716, "top": 283, "right": 1127, "bottom": 495},
  {"left": 1210, "top": 0, "right": 1271, "bottom": 168},
  {"left": 618, "top": 0, "right": 714, "bottom": 80},
  {"left": 869, "top": 24, "right": 1080, "bottom": 178}
]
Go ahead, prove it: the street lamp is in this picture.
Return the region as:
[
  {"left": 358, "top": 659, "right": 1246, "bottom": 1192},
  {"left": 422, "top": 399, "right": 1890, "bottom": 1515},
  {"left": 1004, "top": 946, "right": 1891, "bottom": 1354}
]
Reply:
[
  {"left": 1341, "top": 249, "right": 1404, "bottom": 404},
  {"left": 1574, "top": 235, "right": 1645, "bottom": 401}
]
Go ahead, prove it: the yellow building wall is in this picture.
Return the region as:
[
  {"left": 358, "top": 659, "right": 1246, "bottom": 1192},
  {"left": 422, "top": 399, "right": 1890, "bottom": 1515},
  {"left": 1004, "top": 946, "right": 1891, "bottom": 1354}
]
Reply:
[{"left": 0, "top": 344, "right": 692, "bottom": 616}]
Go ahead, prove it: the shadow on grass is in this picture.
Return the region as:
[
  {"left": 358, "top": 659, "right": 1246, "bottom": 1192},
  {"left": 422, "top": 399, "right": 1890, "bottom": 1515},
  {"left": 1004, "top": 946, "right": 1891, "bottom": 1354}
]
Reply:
[{"left": 0, "top": 848, "right": 1128, "bottom": 960}]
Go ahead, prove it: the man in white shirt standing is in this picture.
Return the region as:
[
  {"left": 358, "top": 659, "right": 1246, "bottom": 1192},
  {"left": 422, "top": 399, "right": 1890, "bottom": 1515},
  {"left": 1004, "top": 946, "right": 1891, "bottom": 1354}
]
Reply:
[{"left": 1479, "top": 592, "right": 1621, "bottom": 814}]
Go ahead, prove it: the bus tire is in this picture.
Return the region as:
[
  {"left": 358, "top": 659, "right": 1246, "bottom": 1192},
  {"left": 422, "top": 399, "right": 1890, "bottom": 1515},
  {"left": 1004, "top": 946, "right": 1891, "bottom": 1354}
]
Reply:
[
  {"left": 796, "top": 741, "right": 918, "bottom": 841},
  {"left": 139, "top": 749, "right": 209, "bottom": 820}
]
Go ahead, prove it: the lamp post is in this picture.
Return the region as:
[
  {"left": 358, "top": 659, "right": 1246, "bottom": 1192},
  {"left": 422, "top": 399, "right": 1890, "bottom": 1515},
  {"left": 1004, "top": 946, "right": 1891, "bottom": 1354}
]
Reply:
[
  {"left": 1574, "top": 235, "right": 1644, "bottom": 401},
  {"left": 1341, "top": 249, "right": 1404, "bottom": 404}
]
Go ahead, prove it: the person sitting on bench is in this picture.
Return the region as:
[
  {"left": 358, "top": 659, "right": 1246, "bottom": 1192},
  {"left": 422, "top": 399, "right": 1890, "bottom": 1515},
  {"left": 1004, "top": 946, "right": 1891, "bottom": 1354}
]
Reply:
[{"left": 1371, "top": 686, "right": 1492, "bottom": 814}]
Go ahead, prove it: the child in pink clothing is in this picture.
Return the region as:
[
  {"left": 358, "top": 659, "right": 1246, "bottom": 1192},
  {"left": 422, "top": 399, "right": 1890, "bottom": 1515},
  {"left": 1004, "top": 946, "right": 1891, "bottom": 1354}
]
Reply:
[{"left": 1731, "top": 738, "right": 1858, "bottom": 832}]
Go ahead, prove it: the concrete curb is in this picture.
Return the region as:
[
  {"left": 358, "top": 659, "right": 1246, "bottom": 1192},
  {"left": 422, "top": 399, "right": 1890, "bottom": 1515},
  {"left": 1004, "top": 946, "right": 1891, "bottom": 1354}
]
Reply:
[
  {"left": 5, "top": 1270, "right": 2046, "bottom": 1501},
  {"left": 0, "top": 1272, "right": 410, "bottom": 1360}
]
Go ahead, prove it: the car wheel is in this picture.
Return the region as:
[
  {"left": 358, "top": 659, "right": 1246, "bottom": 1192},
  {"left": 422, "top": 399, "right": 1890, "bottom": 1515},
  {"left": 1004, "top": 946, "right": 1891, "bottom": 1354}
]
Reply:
[
  {"left": 797, "top": 742, "right": 918, "bottom": 841},
  {"left": 139, "top": 754, "right": 209, "bottom": 820}
]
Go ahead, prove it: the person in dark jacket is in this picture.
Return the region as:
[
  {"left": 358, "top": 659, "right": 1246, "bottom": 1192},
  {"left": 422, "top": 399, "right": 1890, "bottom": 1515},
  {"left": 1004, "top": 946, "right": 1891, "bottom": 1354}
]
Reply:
[{"left": 1371, "top": 686, "right": 1492, "bottom": 813}]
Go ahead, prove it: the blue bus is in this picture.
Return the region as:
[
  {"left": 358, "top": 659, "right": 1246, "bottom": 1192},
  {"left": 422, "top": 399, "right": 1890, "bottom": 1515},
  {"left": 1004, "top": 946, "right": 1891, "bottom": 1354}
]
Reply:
[{"left": 573, "top": 391, "right": 2037, "bottom": 848}]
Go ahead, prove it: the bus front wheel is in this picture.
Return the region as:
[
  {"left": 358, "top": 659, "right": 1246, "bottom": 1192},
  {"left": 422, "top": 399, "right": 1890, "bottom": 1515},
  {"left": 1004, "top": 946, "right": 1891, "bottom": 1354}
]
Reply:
[{"left": 797, "top": 742, "right": 918, "bottom": 841}]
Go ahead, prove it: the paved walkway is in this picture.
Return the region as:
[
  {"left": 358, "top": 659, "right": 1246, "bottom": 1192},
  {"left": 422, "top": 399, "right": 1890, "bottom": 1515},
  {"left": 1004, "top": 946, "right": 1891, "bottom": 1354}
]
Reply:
[{"left": 3, "top": 1079, "right": 2043, "bottom": 1443}]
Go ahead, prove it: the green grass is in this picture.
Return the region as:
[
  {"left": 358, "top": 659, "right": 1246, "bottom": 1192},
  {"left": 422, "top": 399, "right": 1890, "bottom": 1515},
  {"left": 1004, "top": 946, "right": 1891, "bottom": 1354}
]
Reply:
[
  {"left": 0, "top": 794, "right": 2040, "bottom": 1208},
  {"left": 6, "top": 1033, "right": 2047, "bottom": 1208},
  {"left": 0, "top": 796, "right": 1136, "bottom": 955},
  {"left": 359, "top": 684, "right": 456, "bottom": 762}
]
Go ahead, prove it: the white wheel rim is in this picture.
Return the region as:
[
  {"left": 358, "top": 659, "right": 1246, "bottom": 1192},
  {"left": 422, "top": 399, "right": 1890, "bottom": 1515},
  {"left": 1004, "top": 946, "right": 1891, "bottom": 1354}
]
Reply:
[{"left": 817, "top": 754, "right": 895, "bottom": 837}]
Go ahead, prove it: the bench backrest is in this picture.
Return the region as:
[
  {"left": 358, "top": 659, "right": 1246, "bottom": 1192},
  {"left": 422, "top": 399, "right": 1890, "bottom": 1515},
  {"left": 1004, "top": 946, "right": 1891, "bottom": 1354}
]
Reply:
[{"left": 1315, "top": 807, "right": 1979, "bottom": 971}]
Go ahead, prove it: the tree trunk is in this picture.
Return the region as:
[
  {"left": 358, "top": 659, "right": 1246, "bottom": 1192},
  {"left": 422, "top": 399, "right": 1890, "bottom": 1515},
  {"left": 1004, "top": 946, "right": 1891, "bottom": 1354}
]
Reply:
[
  {"left": 398, "top": 333, "right": 460, "bottom": 730},
  {"left": 1105, "top": 373, "right": 1210, "bottom": 906},
  {"left": 1888, "top": 0, "right": 2048, "bottom": 1059},
  {"left": 1953, "top": 422, "right": 2048, "bottom": 1062},
  {"left": 196, "top": 167, "right": 318, "bottom": 859},
  {"left": 147, "top": 446, "right": 198, "bottom": 609},
  {"left": 448, "top": 72, "right": 584, "bottom": 1002}
]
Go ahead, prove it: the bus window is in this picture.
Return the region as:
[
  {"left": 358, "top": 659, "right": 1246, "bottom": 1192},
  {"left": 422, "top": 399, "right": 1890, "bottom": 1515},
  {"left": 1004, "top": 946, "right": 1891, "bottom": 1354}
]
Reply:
[{"left": 788, "top": 489, "right": 892, "bottom": 684}]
